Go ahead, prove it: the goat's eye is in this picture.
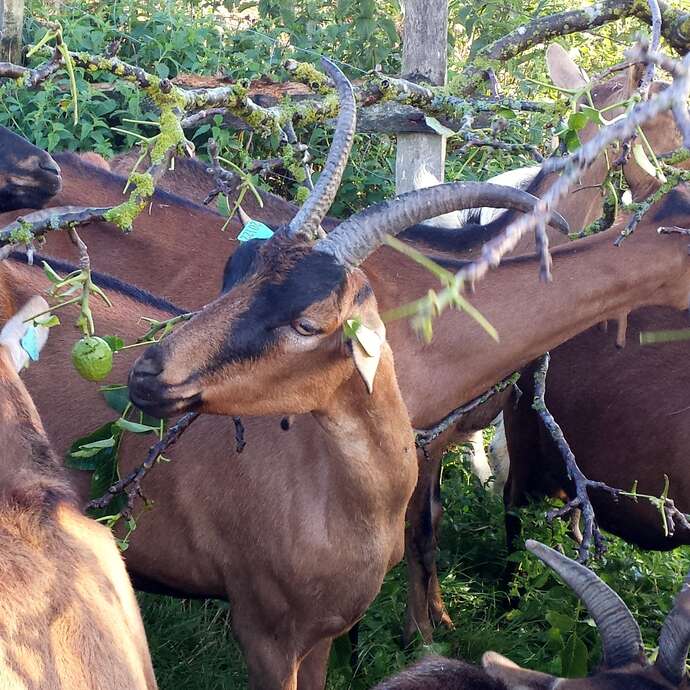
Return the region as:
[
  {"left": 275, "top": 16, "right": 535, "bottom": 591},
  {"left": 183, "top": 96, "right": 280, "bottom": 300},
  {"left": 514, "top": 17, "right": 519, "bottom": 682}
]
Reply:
[{"left": 292, "top": 320, "right": 321, "bottom": 336}]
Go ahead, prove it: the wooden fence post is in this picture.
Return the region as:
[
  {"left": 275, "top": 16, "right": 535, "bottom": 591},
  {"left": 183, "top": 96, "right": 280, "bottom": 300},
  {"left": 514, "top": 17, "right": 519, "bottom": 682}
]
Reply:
[
  {"left": 395, "top": 0, "right": 448, "bottom": 197},
  {"left": 0, "top": 0, "right": 24, "bottom": 63}
]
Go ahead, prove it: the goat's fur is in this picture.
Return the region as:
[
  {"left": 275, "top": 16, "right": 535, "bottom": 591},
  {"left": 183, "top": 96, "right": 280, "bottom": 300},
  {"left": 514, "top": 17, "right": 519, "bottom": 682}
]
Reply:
[{"left": 0, "top": 300, "right": 156, "bottom": 690}]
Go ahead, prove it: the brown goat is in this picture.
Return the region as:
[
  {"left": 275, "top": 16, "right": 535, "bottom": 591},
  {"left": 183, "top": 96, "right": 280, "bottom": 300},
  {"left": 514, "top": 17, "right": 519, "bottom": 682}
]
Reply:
[
  {"left": 373, "top": 541, "right": 690, "bottom": 690},
  {"left": 397, "top": 46, "right": 689, "bottom": 638},
  {"left": 0, "top": 291, "right": 156, "bottom": 690},
  {"left": 0, "top": 125, "right": 62, "bottom": 211},
  {"left": 0, "top": 125, "right": 567, "bottom": 650},
  {"left": 496, "top": 50, "right": 690, "bottom": 554}
]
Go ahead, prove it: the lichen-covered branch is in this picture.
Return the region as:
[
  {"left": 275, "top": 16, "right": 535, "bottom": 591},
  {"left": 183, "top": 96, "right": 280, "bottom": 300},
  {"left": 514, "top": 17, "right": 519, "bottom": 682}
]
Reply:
[
  {"left": 0, "top": 206, "right": 114, "bottom": 247},
  {"left": 477, "top": 0, "right": 690, "bottom": 66},
  {"left": 615, "top": 163, "right": 690, "bottom": 244}
]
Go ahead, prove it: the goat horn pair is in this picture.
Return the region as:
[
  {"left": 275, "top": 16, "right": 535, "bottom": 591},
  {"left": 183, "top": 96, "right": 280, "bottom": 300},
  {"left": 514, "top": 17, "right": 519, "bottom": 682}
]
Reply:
[
  {"left": 314, "top": 183, "right": 569, "bottom": 267},
  {"left": 286, "top": 58, "right": 357, "bottom": 240},
  {"left": 526, "top": 540, "right": 645, "bottom": 670}
]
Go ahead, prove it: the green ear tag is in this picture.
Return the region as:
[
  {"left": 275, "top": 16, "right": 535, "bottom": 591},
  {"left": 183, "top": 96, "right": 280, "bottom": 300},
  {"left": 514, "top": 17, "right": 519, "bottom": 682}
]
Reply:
[
  {"left": 20, "top": 326, "right": 40, "bottom": 362},
  {"left": 237, "top": 221, "right": 274, "bottom": 242}
]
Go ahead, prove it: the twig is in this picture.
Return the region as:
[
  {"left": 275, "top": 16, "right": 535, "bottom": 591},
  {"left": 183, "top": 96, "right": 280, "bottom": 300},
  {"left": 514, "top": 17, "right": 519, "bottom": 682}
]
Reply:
[
  {"left": 136, "top": 312, "right": 195, "bottom": 343},
  {"left": 615, "top": 164, "right": 690, "bottom": 245},
  {"left": 535, "top": 220, "right": 552, "bottom": 282},
  {"left": 532, "top": 353, "right": 610, "bottom": 561},
  {"left": 414, "top": 372, "right": 519, "bottom": 448},
  {"left": 532, "top": 353, "right": 690, "bottom": 561},
  {"left": 474, "top": 0, "right": 690, "bottom": 65},
  {"left": 86, "top": 411, "right": 200, "bottom": 515},
  {"left": 639, "top": 0, "right": 662, "bottom": 97},
  {"left": 204, "top": 139, "right": 241, "bottom": 204},
  {"left": 658, "top": 226, "right": 690, "bottom": 236}
]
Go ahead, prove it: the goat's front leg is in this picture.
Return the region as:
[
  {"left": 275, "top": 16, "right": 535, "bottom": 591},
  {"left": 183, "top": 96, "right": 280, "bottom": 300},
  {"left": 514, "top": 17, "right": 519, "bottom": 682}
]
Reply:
[
  {"left": 232, "top": 606, "right": 300, "bottom": 690},
  {"left": 296, "top": 638, "right": 332, "bottom": 690},
  {"left": 403, "top": 449, "right": 451, "bottom": 645},
  {"left": 426, "top": 452, "right": 453, "bottom": 630}
]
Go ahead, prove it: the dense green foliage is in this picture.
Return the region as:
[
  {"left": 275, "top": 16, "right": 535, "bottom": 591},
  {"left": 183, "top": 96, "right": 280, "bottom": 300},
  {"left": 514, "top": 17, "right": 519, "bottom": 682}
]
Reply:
[{"left": 3, "top": 0, "right": 674, "bottom": 215}]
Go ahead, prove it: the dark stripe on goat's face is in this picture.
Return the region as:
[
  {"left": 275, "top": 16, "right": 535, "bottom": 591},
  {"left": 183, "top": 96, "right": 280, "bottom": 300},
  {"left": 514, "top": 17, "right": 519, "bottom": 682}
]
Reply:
[{"left": 214, "top": 248, "right": 347, "bottom": 365}]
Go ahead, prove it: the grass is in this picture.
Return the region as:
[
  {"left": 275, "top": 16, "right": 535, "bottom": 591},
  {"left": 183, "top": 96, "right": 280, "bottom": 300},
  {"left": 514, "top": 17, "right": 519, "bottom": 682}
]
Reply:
[{"left": 138, "top": 445, "right": 690, "bottom": 689}]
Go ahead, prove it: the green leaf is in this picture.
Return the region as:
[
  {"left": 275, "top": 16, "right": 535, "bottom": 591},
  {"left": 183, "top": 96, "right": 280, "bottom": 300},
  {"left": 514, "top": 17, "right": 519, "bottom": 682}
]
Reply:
[
  {"left": 496, "top": 107, "right": 517, "bottom": 119},
  {"left": 101, "top": 385, "right": 130, "bottom": 414},
  {"left": 42, "top": 261, "right": 63, "bottom": 284},
  {"left": 88, "top": 453, "right": 125, "bottom": 518},
  {"left": 632, "top": 143, "right": 660, "bottom": 180},
  {"left": 65, "top": 422, "right": 119, "bottom": 471},
  {"left": 80, "top": 437, "right": 116, "bottom": 450},
  {"left": 33, "top": 315, "right": 60, "bottom": 328},
  {"left": 561, "top": 633, "right": 588, "bottom": 677},
  {"left": 343, "top": 318, "right": 362, "bottom": 340},
  {"left": 580, "top": 105, "right": 604, "bottom": 126},
  {"left": 546, "top": 610, "right": 576, "bottom": 634},
  {"left": 102, "top": 335, "right": 125, "bottom": 352},
  {"left": 563, "top": 129, "right": 581, "bottom": 153},
  {"left": 217, "top": 194, "right": 231, "bottom": 218},
  {"left": 115, "top": 418, "right": 159, "bottom": 434},
  {"left": 567, "top": 112, "right": 589, "bottom": 132}
]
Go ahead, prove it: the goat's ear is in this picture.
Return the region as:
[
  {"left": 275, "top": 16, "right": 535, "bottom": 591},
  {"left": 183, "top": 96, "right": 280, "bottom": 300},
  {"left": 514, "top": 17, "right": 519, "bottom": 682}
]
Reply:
[
  {"left": 347, "top": 301, "right": 386, "bottom": 395},
  {"left": 0, "top": 296, "right": 51, "bottom": 373},
  {"left": 546, "top": 43, "right": 589, "bottom": 89},
  {"left": 482, "top": 652, "right": 557, "bottom": 689}
]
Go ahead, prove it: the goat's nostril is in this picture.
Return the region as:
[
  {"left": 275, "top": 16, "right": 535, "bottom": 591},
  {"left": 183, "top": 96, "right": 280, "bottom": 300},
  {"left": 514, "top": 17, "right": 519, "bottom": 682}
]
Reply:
[
  {"left": 134, "top": 346, "right": 164, "bottom": 378},
  {"left": 39, "top": 159, "right": 61, "bottom": 176}
]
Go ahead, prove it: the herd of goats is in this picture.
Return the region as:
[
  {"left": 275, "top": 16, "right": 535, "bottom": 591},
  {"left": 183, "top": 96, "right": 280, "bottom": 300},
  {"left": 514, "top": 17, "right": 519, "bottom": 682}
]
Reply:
[{"left": 1, "top": 31, "right": 690, "bottom": 690}]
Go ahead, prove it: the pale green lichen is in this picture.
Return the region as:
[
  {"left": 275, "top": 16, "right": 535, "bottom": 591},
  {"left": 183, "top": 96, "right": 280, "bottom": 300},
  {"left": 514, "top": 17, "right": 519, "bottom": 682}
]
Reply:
[
  {"left": 150, "top": 108, "right": 185, "bottom": 164},
  {"left": 295, "top": 186, "right": 310, "bottom": 203},
  {"left": 293, "top": 61, "right": 330, "bottom": 93},
  {"left": 103, "top": 172, "right": 155, "bottom": 231},
  {"left": 9, "top": 220, "right": 34, "bottom": 245}
]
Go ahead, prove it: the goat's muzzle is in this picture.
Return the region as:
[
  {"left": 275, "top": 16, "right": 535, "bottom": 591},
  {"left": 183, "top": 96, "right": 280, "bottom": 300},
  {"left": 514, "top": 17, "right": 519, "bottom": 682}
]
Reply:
[
  {"left": 128, "top": 346, "right": 201, "bottom": 419},
  {"left": 37, "top": 155, "right": 63, "bottom": 194}
]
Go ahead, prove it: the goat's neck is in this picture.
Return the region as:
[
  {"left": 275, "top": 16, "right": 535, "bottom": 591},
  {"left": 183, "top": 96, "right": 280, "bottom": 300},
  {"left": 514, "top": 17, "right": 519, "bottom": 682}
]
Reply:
[
  {"left": 312, "top": 346, "right": 417, "bottom": 517},
  {"left": 380, "top": 196, "right": 690, "bottom": 426}
]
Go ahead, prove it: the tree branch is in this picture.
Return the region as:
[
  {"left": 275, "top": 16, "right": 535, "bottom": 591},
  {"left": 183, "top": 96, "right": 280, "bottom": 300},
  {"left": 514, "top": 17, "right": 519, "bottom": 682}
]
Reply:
[
  {"left": 478, "top": 0, "right": 690, "bottom": 64},
  {"left": 86, "top": 411, "right": 200, "bottom": 516}
]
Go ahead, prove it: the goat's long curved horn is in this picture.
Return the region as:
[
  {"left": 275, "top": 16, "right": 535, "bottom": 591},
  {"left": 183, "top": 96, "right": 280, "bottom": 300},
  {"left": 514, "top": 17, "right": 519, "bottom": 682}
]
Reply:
[
  {"left": 313, "top": 183, "right": 569, "bottom": 267},
  {"left": 286, "top": 58, "right": 356, "bottom": 240},
  {"left": 526, "top": 540, "right": 644, "bottom": 670},
  {"left": 655, "top": 576, "right": 690, "bottom": 685}
]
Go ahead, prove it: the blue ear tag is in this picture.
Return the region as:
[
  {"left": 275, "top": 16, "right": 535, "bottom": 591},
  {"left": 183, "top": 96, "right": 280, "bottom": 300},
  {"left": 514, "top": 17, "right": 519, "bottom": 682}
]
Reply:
[
  {"left": 237, "top": 220, "right": 274, "bottom": 243},
  {"left": 20, "top": 326, "right": 40, "bottom": 362}
]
